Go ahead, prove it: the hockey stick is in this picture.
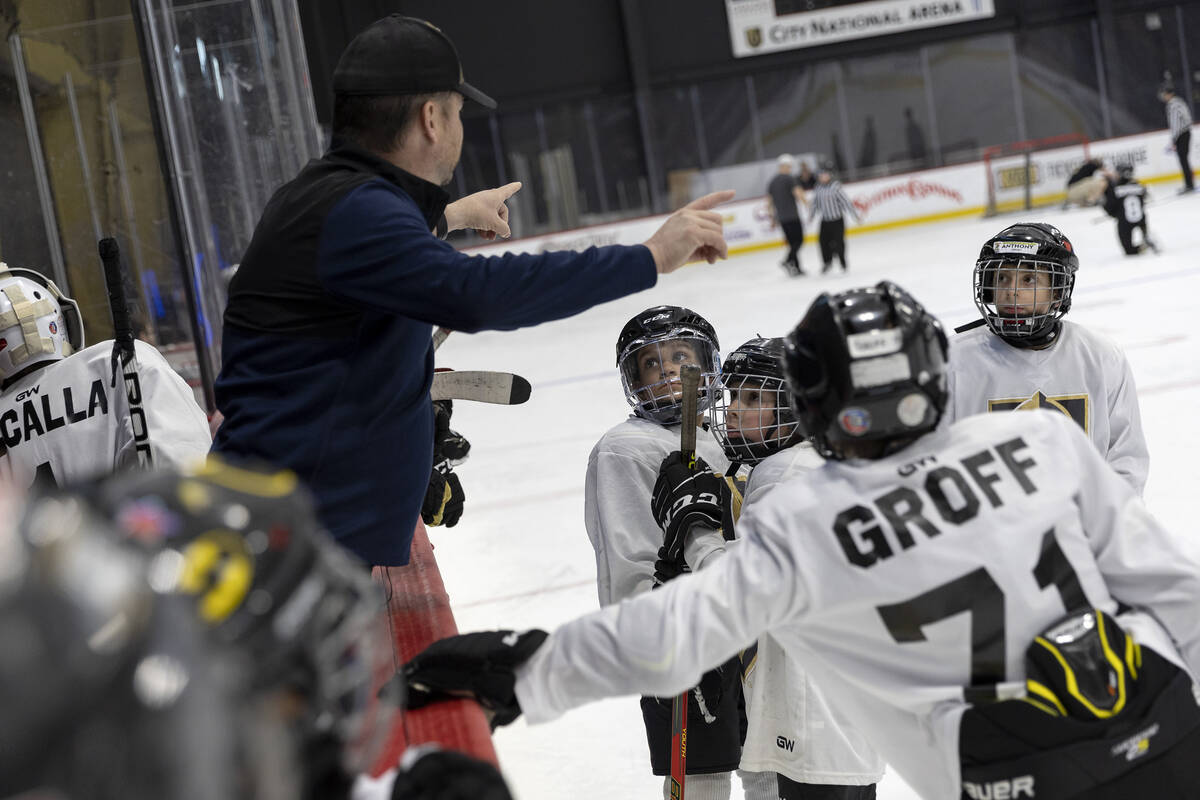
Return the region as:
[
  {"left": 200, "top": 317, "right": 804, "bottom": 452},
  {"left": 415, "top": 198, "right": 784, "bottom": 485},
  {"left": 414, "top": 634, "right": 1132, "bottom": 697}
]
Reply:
[
  {"left": 99, "top": 237, "right": 153, "bottom": 468},
  {"left": 433, "top": 326, "right": 452, "bottom": 349},
  {"left": 430, "top": 370, "right": 532, "bottom": 405},
  {"left": 669, "top": 363, "right": 702, "bottom": 800}
]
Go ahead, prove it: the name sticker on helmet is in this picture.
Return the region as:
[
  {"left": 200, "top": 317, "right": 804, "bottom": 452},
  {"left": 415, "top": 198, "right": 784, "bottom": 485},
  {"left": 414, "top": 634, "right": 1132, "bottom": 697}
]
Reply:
[
  {"left": 993, "top": 241, "right": 1039, "bottom": 255},
  {"left": 850, "top": 353, "right": 911, "bottom": 389},
  {"left": 846, "top": 328, "right": 902, "bottom": 358}
]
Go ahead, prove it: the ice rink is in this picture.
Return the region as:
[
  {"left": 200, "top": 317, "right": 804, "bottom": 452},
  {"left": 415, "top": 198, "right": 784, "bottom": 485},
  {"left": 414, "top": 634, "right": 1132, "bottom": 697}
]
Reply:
[{"left": 430, "top": 192, "right": 1200, "bottom": 799}]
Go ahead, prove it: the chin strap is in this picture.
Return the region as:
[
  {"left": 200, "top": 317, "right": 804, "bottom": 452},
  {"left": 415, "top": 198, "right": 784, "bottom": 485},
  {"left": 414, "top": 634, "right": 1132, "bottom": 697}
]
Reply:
[{"left": 999, "top": 321, "right": 1062, "bottom": 350}]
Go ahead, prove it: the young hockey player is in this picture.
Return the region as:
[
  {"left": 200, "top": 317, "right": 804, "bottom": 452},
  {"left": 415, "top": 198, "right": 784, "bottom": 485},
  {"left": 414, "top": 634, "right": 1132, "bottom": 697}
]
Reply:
[
  {"left": 945, "top": 223, "right": 1148, "bottom": 493},
  {"left": 401, "top": 281, "right": 1200, "bottom": 800},
  {"left": 706, "top": 338, "right": 884, "bottom": 799},
  {"left": 1102, "top": 164, "right": 1158, "bottom": 255},
  {"left": 583, "top": 305, "right": 750, "bottom": 800},
  {"left": 0, "top": 265, "right": 211, "bottom": 488}
]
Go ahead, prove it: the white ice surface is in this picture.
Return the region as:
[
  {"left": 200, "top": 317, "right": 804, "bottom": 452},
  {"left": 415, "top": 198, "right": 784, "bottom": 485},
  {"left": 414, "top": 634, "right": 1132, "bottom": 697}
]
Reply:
[{"left": 428, "top": 193, "right": 1200, "bottom": 799}]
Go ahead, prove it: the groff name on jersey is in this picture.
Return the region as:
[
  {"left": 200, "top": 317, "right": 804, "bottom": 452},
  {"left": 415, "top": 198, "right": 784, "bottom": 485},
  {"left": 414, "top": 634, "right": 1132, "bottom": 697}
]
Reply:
[
  {"left": 0, "top": 379, "right": 108, "bottom": 447},
  {"left": 834, "top": 436, "right": 1038, "bottom": 568}
]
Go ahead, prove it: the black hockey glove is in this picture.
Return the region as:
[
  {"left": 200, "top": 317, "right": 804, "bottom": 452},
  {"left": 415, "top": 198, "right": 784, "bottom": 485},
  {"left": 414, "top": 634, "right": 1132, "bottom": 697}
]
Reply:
[
  {"left": 652, "top": 544, "right": 691, "bottom": 586},
  {"left": 651, "top": 451, "right": 724, "bottom": 567},
  {"left": 422, "top": 465, "right": 464, "bottom": 527},
  {"left": 400, "top": 629, "right": 549, "bottom": 729},
  {"left": 433, "top": 399, "right": 471, "bottom": 466},
  {"left": 391, "top": 746, "right": 513, "bottom": 800}
]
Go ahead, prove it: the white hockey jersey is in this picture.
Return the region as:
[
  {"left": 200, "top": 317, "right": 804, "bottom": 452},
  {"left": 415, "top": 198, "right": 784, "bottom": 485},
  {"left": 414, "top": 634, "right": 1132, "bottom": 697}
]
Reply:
[
  {"left": 945, "top": 321, "right": 1148, "bottom": 493},
  {"left": 0, "top": 340, "right": 211, "bottom": 488},
  {"left": 583, "top": 416, "right": 729, "bottom": 606},
  {"left": 739, "top": 442, "right": 884, "bottom": 786},
  {"left": 517, "top": 410, "right": 1200, "bottom": 800}
]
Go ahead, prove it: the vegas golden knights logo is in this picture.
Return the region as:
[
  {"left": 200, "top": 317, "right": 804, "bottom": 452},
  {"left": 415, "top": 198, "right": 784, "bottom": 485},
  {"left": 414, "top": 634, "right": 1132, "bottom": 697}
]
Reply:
[
  {"left": 988, "top": 391, "right": 1090, "bottom": 433},
  {"left": 746, "top": 27, "right": 762, "bottom": 48}
]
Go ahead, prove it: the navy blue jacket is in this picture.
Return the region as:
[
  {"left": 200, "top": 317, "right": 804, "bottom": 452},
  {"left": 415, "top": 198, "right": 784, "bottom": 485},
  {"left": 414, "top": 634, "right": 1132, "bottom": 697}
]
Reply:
[{"left": 213, "top": 143, "right": 656, "bottom": 565}]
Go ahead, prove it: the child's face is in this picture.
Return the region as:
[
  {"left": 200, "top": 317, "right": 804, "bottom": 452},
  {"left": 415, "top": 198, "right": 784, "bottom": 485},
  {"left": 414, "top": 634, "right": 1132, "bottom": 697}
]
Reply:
[
  {"left": 635, "top": 339, "right": 700, "bottom": 402},
  {"left": 726, "top": 383, "right": 778, "bottom": 443},
  {"left": 992, "top": 264, "right": 1057, "bottom": 316}
]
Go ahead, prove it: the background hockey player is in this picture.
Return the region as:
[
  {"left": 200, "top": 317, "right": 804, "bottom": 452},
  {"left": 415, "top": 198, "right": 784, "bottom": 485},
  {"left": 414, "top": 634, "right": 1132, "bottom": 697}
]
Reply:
[
  {"left": 1102, "top": 164, "right": 1158, "bottom": 256},
  {"left": 1061, "top": 157, "right": 1107, "bottom": 208},
  {"left": 96, "top": 458, "right": 515, "bottom": 800},
  {"left": 399, "top": 281, "right": 1200, "bottom": 800},
  {"left": 945, "top": 223, "right": 1149, "bottom": 493},
  {"left": 678, "top": 337, "right": 884, "bottom": 799},
  {"left": 584, "top": 305, "right": 756, "bottom": 800},
  {"left": 0, "top": 264, "right": 210, "bottom": 489},
  {"left": 212, "top": 13, "right": 735, "bottom": 569}
]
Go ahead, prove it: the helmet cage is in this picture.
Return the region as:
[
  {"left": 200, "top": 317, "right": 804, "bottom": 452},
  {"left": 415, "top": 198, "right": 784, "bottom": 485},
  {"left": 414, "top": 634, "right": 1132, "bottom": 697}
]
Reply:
[
  {"left": 617, "top": 332, "right": 720, "bottom": 424},
  {"left": 974, "top": 256, "right": 1074, "bottom": 345},
  {"left": 711, "top": 373, "right": 801, "bottom": 465},
  {"left": 293, "top": 536, "right": 394, "bottom": 775}
]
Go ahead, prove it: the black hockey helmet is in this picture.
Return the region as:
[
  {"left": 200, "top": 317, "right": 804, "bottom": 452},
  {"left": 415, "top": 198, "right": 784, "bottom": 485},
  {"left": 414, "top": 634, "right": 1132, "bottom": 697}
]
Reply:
[
  {"left": 1115, "top": 162, "right": 1135, "bottom": 180},
  {"left": 0, "top": 487, "right": 280, "bottom": 800},
  {"left": 96, "top": 458, "right": 396, "bottom": 775},
  {"left": 974, "top": 222, "right": 1078, "bottom": 348},
  {"left": 616, "top": 305, "right": 720, "bottom": 424},
  {"left": 783, "top": 281, "right": 948, "bottom": 461},
  {"left": 711, "top": 337, "right": 803, "bottom": 465}
]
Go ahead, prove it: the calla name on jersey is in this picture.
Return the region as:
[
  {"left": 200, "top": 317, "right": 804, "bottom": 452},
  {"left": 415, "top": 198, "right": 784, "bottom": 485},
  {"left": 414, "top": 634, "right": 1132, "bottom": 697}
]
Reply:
[{"left": 0, "top": 380, "right": 108, "bottom": 447}]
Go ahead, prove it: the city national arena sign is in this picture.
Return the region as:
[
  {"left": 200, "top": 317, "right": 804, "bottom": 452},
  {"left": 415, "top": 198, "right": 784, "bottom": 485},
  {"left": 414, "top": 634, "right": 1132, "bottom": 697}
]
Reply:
[{"left": 726, "top": 0, "right": 996, "bottom": 57}]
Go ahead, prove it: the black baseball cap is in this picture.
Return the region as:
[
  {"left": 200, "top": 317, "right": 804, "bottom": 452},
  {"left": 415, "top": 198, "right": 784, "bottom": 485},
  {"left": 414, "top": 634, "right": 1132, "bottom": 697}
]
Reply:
[{"left": 332, "top": 15, "right": 496, "bottom": 109}]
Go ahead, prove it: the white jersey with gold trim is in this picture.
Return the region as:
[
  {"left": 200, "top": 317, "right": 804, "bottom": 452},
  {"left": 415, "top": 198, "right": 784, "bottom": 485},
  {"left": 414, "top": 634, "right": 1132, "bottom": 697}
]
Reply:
[
  {"left": 584, "top": 415, "right": 728, "bottom": 606},
  {"left": 516, "top": 411, "right": 1200, "bottom": 800},
  {"left": 0, "top": 340, "right": 211, "bottom": 487},
  {"left": 739, "top": 441, "right": 884, "bottom": 785},
  {"left": 945, "top": 321, "right": 1148, "bottom": 493}
]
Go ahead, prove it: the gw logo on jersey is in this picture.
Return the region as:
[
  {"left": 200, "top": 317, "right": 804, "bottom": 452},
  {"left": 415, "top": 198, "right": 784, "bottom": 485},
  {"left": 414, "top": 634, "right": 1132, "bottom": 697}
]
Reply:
[{"left": 988, "top": 391, "right": 1089, "bottom": 433}]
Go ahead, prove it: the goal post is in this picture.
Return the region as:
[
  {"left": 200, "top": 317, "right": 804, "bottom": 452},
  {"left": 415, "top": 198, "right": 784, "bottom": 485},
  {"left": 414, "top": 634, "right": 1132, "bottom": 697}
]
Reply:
[{"left": 983, "top": 133, "right": 1091, "bottom": 216}]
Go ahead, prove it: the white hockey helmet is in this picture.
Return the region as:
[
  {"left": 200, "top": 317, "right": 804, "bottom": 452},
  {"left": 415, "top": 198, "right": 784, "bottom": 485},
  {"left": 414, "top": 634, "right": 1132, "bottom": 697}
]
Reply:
[{"left": 0, "top": 265, "right": 84, "bottom": 382}]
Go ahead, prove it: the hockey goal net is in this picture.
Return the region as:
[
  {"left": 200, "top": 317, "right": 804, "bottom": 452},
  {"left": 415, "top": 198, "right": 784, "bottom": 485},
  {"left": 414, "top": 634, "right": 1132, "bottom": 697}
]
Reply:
[{"left": 983, "top": 133, "right": 1090, "bottom": 216}]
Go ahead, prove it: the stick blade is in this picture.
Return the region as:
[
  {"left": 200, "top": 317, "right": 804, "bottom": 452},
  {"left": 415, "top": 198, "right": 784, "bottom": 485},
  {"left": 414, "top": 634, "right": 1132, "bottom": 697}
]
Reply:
[{"left": 430, "top": 370, "right": 531, "bottom": 405}]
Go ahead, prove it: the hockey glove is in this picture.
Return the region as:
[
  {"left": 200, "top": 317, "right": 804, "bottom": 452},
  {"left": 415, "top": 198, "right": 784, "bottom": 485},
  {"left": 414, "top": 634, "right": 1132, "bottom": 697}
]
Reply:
[
  {"left": 651, "top": 451, "right": 725, "bottom": 567},
  {"left": 401, "top": 629, "right": 549, "bottom": 729},
  {"left": 653, "top": 544, "right": 691, "bottom": 586},
  {"left": 433, "top": 399, "right": 471, "bottom": 466},
  {"left": 422, "top": 466, "right": 464, "bottom": 528},
  {"left": 390, "top": 745, "right": 513, "bottom": 800}
]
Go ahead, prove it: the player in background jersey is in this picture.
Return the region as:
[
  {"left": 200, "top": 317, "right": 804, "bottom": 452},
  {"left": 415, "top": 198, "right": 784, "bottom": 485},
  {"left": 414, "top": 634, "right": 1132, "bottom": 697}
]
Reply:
[
  {"left": 944, "top": 223, "right": 1148, "bottom": 493},
  {"left": 583, "top": 306, "right": 765, "bottom": 800},
  {"left": 400, "top": 281, "right": 1200, "bottom": 800},
  {"left": 94, "top": 458, "right": 514, "bottom": 800},
  {"left": 1102, "top": 163, "right": 1159, "bottom": 256},
  {"left": 679, "top": 337, "right": 884, "bottom": 799},
  {"left": 0, "top": 265, "right": 211, "bottom": 489}
]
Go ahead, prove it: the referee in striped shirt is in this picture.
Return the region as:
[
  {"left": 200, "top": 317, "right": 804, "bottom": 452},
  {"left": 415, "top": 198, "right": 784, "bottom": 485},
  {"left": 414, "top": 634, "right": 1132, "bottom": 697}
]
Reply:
[
  {"left": 1159, "top": 82, "right": 1194, "bottom": 193},
  {"left": 808, "top": 163, "right": 862, "bottom": 273}
]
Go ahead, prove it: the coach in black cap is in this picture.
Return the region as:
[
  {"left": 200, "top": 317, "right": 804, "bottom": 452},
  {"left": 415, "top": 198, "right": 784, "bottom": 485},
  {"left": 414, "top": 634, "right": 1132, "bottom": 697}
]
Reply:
[{"left": 213, "top": 15, "right": 735, "bottom": 568}]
